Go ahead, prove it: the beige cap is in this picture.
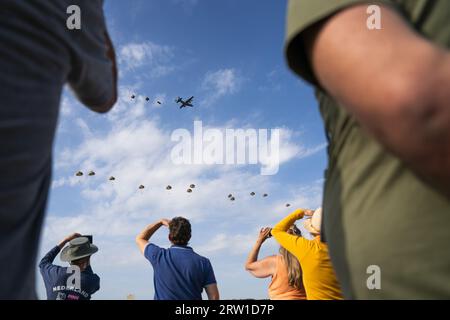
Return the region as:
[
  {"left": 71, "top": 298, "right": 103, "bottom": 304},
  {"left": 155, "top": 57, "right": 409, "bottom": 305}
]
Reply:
[{"left": 303, "top": 207, "right": 322, "bottom": 236}]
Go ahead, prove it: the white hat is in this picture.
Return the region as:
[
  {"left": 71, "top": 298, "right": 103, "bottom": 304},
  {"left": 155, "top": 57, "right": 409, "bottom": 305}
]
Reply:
[{"left": 303, "top": 207, "right": 322, "bottom": 236}]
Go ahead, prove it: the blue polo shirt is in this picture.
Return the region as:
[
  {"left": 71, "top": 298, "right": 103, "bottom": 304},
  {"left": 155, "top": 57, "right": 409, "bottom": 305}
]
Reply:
[{"left": 144, "top": 244, "right": 216, "bottom": 300}]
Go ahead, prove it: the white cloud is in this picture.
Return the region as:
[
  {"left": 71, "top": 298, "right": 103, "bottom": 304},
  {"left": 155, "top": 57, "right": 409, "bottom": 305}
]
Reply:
[
  {"left": 203, "top": 69, "right": 240, "bottom": 96},
  {"left": 60, "top": 97, "right": 73, "bottom": 116},
  {"left": 257, "top": 128, "right": 300, "bottom": 175},
  {"left": 118, "top": 42, "right": 175, "bottom": 77},
  {"left": 75, "top": 118, "right": 93, "bottom": 139},
  {"left": 51, "top": 176, "right": 82, "bottom": 189},
  {"left": 257, "top": 128, "right": 326, "bottom": 175},
  {"left": 201, "top": 68, "right": 242, "bottom": 107},
  {"left": 258, "top": 68, "right": 283, "bottom": 92},
  {"left": 56, "top": 94, "right": 81, "bottom": 134},
  {"left": 196, "top": 233, "right": 256, "bottom": 255},
  {"left": 298, "top": 143, "right": 327, "bottom": 159},
  {"left": 195, "top": 231, "right": 279, "bottom": 257}
]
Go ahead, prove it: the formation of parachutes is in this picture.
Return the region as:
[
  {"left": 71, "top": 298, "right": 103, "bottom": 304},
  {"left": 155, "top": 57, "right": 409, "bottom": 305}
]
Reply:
[
  {"left": 130, "top": 94, "right": 162, "bottom": 105},
  {"left": 73, "top": 171, "right": 291, "bottom": 206}
]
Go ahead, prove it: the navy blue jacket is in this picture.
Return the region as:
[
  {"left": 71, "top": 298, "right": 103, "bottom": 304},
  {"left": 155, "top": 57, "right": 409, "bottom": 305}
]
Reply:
[{"left": 39, "top": 246, "right": 100, "bottom": 300}]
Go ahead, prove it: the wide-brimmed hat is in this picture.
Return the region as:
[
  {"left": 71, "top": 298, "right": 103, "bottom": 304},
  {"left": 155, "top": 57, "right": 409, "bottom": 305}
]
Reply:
[
  {"left": 303, "top": 208, "right": 322, "bottom": 236},
  {"left": 60, "top": 237, "right": 98, "bottom": 262}
]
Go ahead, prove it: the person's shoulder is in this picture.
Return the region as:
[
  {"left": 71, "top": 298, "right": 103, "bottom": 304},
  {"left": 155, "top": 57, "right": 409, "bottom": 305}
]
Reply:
[
  {"left": 296, "top": 236, "right": 316, "bottom": 249},
  {"left": 82, "top": 272, "right": 100, "bottom": 294},
  {"left": 265, "top": 255, "right": 279, "bottom": 268},
  {"left": 82, "top": 265, "right": 99, "bottom": 277},
  {"left": 271, "top": 254, "right": 280, "bottom": 262},
  {"left": 309, "top": 236, "right": 329, "bottom": 252},
  {"left": 144, "top": 243, "right": 166, "bottom": 260},
  {"left": 50, "top": 265, "right": 67, "bottom": 277},
  {"left": 53, "top": 265, "right": 67, "bottom": 273},
  {"left": 199, "top": 255, "right": 215, "bottom": 270},
  {"left": 191, "top": 250, "right": 211, "bottom": 263},
  {"left": 82, "top": 271, "right": 99, "bottom": 281},
  {"left": 146, "top": 243, "right": 164, "bottom": 252},
  {"left": 265, "top": 255, "right": 279, "bottom": 262},
  {"left": 92, "top": 273, "right": 100, "bottom": 284},
  {"left": 44, "top": 265, "right": 67, "bottom": 280}
]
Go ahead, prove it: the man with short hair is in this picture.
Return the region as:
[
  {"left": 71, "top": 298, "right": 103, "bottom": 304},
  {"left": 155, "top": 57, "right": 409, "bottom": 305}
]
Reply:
[
  {"left": 285, "top": 0, "right": 450, "bottom": 298},
  {"left": 39, "top": 233, "right": 100, "bottom": 300},
  {"left": 136, "top": 217, "right": 220, "bottom": 300}
]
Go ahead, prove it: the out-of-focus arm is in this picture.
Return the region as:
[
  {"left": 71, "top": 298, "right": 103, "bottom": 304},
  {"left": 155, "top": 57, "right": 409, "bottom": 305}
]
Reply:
[{"left": 302, "top": 4, "right": 450, "bottom": 196}]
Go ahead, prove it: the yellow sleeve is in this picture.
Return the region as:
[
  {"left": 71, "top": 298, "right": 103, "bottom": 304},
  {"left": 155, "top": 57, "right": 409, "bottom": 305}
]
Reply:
[
  {"left": 273, "top": 208, "right": 305, "bottom": 232},
  {"left": 271, "top": 209, "right": 310, "bottom": 261}
]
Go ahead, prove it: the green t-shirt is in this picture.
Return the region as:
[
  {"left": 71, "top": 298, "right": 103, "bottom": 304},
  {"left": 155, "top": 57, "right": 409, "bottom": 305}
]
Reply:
[{"left": 286, "top": 0, "right": 450, "bottom": 299}]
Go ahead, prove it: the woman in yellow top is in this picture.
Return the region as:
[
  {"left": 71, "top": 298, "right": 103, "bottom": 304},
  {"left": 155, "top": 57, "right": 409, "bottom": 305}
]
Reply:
[
  {"left": 245, "top": 226, "right": 307, "bottom": 300},
  {"left": 271, "top": 208, "right": 343, "bottom": 300}
]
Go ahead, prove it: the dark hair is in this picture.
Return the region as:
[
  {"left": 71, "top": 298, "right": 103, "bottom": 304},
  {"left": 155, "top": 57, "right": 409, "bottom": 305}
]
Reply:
[{"left": 169, "top": 217, "right": 192, "bottom": 246}]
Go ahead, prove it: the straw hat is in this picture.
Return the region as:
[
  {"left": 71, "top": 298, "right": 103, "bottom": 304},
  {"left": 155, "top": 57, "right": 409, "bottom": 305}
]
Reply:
[{"left": 303, "top": 208, "right": 322, "bottom": 236}]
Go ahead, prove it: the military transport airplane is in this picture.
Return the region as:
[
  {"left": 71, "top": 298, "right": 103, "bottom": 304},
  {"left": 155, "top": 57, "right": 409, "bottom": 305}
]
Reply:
[{"left": 175, "top": 96, "right": 194, "bottom": 109}]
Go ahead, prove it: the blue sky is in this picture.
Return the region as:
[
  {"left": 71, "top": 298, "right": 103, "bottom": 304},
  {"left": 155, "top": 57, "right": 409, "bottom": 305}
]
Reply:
[{"left": 36, "top": 0, "right": 328, "bottom": 300}]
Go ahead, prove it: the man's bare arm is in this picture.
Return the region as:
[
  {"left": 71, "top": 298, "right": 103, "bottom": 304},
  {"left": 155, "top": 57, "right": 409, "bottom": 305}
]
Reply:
[
  {"left": 205, "top": 284, "right": 220, "bottom": 300},
  {"left": 135, "top": 219, "right": 170, "bottom": 254},
  {"left": 303, "top": 4, "right": 450, "bottom": 196}
]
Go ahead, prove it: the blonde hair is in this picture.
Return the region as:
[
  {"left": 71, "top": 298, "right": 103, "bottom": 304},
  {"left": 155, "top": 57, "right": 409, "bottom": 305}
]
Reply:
[{"left": 279, "top": 225, "right": 303, "bottom": 290}]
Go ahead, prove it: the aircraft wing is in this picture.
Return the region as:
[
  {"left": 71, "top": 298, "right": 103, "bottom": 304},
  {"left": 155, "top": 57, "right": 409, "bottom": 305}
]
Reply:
[{"left": 186, "top": 96, "right": 194, "bottom": 103}]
